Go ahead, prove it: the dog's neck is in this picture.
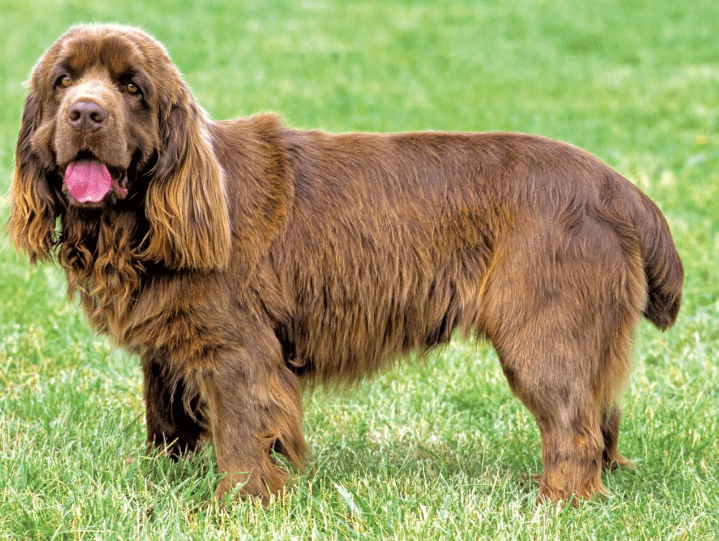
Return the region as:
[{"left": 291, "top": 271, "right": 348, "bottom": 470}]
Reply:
[{"left": 58, "top": 207, "right": 146, "bottom": 337}]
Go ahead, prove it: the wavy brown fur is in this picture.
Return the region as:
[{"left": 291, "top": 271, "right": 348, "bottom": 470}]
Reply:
[{"left": 9, "top": 24, "right": 683, "bottom": 505}]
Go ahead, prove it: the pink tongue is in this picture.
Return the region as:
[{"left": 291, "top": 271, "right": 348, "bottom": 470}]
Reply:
[{"left": 64, "top": 161, "right": 112, "bottom": 203}]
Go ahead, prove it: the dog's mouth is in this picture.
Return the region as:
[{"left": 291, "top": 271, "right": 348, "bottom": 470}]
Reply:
[{"left": 62, "top": 152, "right": 128, "bottom": 205}]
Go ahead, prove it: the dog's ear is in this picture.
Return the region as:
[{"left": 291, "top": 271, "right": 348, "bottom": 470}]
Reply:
[
  {"left": 143, "top": 83, "right": 230, "bottom": 270},
  {"left": 8, "top": 91, "right": 60, "bottom": 264}
]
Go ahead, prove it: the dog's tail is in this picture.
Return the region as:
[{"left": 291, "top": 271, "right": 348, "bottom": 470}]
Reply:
[
  {"left": 611, "top": 177, "right": 684, "bottom": 330},
  {"left": 637, "top": 191, "right": 683, "bottom": 329}
]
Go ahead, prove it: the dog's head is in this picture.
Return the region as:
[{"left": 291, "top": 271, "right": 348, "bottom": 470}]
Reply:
[{"left": 9, "top": 24, "right": 229, "bottom": 269}]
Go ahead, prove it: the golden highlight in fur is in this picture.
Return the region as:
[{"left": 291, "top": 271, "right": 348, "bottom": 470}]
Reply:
[{"left": 9, "top": 24, "right": 683, "bottom": 504}]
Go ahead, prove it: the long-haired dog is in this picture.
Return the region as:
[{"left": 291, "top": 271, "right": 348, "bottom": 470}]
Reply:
[{"left": 9, "top": 24, "right": 683, "bottom": 504}]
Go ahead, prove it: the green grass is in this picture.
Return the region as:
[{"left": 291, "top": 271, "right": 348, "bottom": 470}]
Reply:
[{"left": 1, "top": 0, "right": 718, "bottom": 539}]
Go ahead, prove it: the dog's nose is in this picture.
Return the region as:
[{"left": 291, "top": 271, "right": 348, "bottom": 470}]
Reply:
[{"left": 67, "top": 101, "right": 108, "bottom": 132}]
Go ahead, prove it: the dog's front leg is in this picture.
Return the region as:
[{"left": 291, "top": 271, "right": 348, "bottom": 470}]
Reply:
[
  {"left": 200, "top": 328, "right": 307, "bottom": 504},
  {"left": 142, "top": 349, "right": 207, "bottom": 459}
]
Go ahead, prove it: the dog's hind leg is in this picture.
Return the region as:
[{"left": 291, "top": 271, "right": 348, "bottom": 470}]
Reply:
[
  {"left": 600, "top": 403, "right": 632, "bottom": 470},
  {"left": 481, "top": 221, "right": 642, "bottom": 503},
  {"left": 493, "top": 334, "right": 607, "bottom": 503}
]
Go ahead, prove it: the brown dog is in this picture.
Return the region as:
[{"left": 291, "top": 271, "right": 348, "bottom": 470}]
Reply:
[{"left": 9, "top": 24, "right": 683, "bottom": 504}]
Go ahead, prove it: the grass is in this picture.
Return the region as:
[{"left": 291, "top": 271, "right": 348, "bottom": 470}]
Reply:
[{"left": 1, "top": 0, "right": 718, "bottom": 538}]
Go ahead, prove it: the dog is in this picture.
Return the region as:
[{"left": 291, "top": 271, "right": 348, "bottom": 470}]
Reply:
[{"left": 9, "top": 24, "right": 683, "bottom": 504}]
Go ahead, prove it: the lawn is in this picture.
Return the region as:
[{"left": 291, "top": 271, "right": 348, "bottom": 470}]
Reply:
[{"left": 1, "top": 0, "right": 718, "bottom": 539}]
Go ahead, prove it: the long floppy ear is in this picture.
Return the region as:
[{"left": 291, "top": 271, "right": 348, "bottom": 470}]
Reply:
[
  {"left": 143, "top": 84, "right": 230, "bottom": 270},
  {"left": 8, "top": 92, "right": 60, "bottom": 264}
]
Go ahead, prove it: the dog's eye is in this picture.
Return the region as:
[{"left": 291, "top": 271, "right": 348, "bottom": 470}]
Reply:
[
  {"left": 57, "top": 75, "right": 72, "bottom": 88},
  {"left": 125, "top": 82, "right": 141, "bottom": 95}
]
